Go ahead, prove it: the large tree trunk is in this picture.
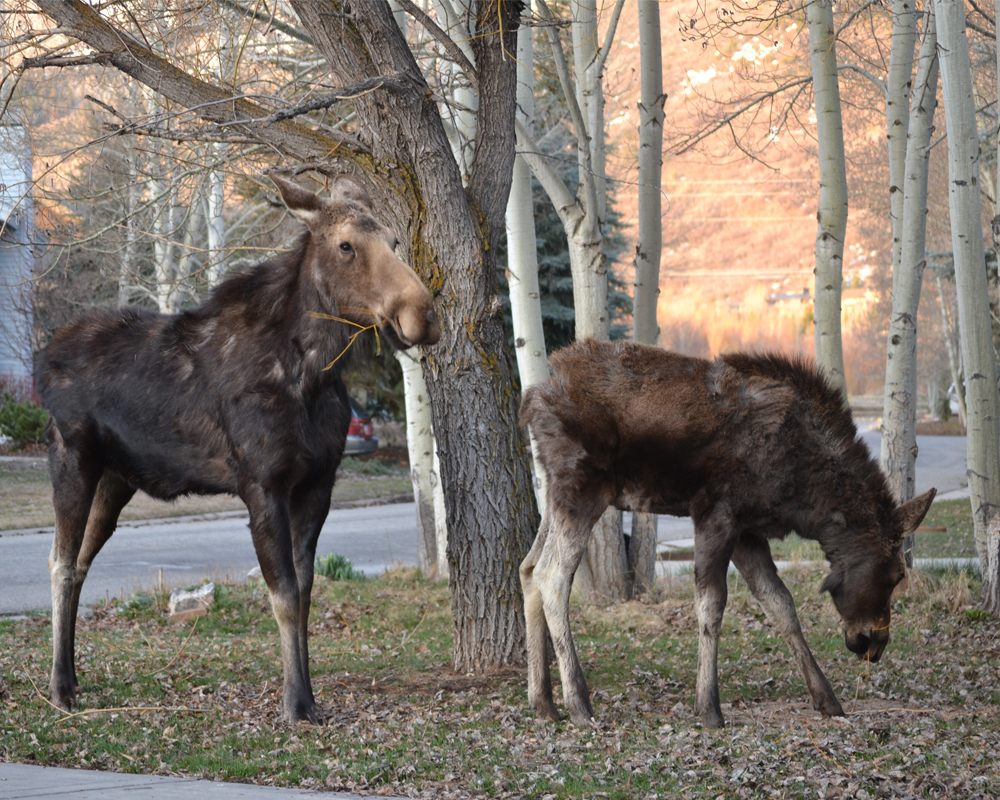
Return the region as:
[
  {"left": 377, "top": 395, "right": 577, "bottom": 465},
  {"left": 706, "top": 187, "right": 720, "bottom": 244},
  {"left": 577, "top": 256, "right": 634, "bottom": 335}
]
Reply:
[
  {"left": 291, "top": 0, "right": 537, "bottom": 668},
  {"left": 881, "top": 10, "right": 938, "bottom": 567},
  {"left": 629, "top": 0, "right": 666, "bottom": 595},
  {"left": 934, "top": 0, "right": 1000, "bottom": 613},
  {"left": 806, "top": 0, "right": 849, "bottom": 397},
  {"left": 506, "top": 10, "right": 550, "bottom": 508},
  {"left": 934, "top": 274, "right": 967, "bottom": 425}
]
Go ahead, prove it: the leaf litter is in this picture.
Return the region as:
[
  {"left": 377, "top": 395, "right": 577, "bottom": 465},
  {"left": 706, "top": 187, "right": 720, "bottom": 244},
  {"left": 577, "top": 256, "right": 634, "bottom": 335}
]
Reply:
[{"left": 0, "top": 565, "right": 997, "bottom": 799}]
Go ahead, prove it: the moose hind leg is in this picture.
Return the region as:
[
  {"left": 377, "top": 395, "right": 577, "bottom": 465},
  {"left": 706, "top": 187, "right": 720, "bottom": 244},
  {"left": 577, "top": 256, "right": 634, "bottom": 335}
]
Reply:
[
  {"left": 243, "top": 483, "right": 318, "bottom": 724},
  {"left": 731, "top": 536, "right": 844, "bottom": 717},
  {"left": 535, "top": 507, "right": 598, "bottom": 726},
  {"left": 48, "top": 438, "right": 101, "bottom": 710},
  {"left": 520, "top": 513, "right": 559, "bottom": 721},
  {"left": 289, "top": 480, "right": 334, "bottom": 709},
  {"left": 67, "top": 472, "right": 136, "bottom": 689}
]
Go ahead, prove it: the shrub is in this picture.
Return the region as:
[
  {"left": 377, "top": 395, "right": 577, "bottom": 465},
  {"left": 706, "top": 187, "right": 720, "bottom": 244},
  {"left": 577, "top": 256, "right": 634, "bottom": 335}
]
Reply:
[
  {"left": 0, "top": 392, "right": 48, "bottom": 450},
  {"left": 315, "top": 553, "right": 365, "bottom": 582}
]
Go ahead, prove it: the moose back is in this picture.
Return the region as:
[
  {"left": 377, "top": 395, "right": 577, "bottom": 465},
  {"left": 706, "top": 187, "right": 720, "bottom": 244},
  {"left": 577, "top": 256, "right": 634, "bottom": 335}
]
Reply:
[
  {"left": 520, "top": 339, "right": 934, "bottom": 728},
  {"left": 36, "top": 174, "right": 439, "bottom": 724}
]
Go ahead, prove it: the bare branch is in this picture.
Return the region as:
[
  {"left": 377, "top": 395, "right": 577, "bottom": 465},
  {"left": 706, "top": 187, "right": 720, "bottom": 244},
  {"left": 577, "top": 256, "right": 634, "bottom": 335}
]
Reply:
[
  {"left": 21, "top": 52, "right": 111, "bottom": 69},
  {"left": 535, "top": 0, "right": 588, "bottom": 142},
  {"left": 598, "top": 0, "right": 627, "bottom": 64},
  {"left": 668, "top": 75, "right": 813, "bottom": 156},
  {"left": 259, "top": 77, "right": 408, "bottom": 125},
  {"left": 393, "top": 0, "right": 479, "bottom": 89},
  {"left": 217, "top": 0, "right": 314, "bottom": 44},
  {"left": 31, "top": 0, "right": 362, "bottom": 162}
]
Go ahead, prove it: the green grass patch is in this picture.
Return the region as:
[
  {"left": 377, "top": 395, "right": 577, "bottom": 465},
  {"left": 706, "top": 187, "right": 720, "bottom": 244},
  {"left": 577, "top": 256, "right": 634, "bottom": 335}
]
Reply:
[{"left": 1, "top": 566, "right": 998, "bottom": 798}]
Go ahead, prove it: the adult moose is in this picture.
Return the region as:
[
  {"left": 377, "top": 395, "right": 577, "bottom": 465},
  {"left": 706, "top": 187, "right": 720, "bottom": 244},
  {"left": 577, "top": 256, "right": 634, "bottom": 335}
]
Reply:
[
  {"left": 37, "top": 174, "right": 440, "bottom": 724},
  {"left": 520, "top": 339, "right": 935, "bottom": 728}
]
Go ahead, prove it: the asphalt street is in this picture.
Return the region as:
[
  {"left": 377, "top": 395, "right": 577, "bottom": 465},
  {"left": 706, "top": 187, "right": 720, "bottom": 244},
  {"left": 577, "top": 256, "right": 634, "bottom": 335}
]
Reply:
[{"left": 0, "top": 432, "right": 970, "bottom": 616}]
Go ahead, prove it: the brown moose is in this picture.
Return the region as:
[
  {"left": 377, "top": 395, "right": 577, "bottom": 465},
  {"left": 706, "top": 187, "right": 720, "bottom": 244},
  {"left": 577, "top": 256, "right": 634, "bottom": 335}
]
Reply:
[
  {"left": 36, "top": 174, "right": 440, "bottom": 724},
  {"left": 520, "top": 339, "right": 934, "bottom": 728}
]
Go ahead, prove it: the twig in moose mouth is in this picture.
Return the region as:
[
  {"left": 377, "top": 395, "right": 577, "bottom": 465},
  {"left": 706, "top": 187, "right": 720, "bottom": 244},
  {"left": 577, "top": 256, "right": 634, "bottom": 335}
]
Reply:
[{"left": 307, "top": 310, "right": 383, "bottom": 370}]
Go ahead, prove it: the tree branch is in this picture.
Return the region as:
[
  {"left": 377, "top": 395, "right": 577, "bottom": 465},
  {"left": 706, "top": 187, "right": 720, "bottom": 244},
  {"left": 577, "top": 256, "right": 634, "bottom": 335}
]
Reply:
[
  {"left": 260, "top": 77, "right": 408, "bottom": 125},
  {"left": 217, "top": 0, "right": 314, "bottom": 44},
  {"left": 535, "top": 0, "right": 588, "bottom": 142},
  {"left": 514, "top": 118, "right": 579, "bottom": 225},
  {"left": 21, "top": 52, "right": 111, "bottom": 69},
  {"left": 31, "top": 0, "right": 361, "bottom": 162},
  {"left": 393, "top": 0, "right": 478, "bottom": 89},
  {"left": 668, "top": 75, "right": 813, "bottom": 156}
]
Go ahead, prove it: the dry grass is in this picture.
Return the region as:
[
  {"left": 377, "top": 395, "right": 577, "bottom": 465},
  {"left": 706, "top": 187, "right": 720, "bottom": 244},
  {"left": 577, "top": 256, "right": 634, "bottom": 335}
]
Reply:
[{"left": 1, "top": 565, "right": 998, "bottom": 799}]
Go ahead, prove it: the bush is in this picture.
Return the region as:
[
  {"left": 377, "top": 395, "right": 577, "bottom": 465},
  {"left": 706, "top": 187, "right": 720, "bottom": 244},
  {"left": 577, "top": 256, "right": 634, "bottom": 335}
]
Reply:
[
  {"left": 315, "top": 553, "right": 364, "bottom": 582},
  {"left": 0, "top": 392, "right": 48, "bottom": 450}
]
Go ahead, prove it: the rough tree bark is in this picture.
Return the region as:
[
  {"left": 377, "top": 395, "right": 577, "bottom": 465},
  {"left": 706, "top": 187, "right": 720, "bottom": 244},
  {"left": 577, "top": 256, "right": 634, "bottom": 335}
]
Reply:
[
  {"left": 880, "top": 9, "right": 938, "bottom": 567},
  {"left": 933, "top": 0, "right": 1000, "bottom": 613},
  {"left": 629, "top": 0, "right": 667, "bottom": 595},
  {"left": 806, "top": 0, "right": 849, "bottom": 397},
  {"left": 33, "top": 0, "right": 537, "bottom": 668}
]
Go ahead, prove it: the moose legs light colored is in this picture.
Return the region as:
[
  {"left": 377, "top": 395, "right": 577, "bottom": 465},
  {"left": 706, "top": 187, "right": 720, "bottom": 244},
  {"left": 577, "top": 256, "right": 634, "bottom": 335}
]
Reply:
[
  {"left": 48, "top": 433, "right": 137, "bottom": 712},
  {"left": 520, "top": 504, "right": 600, "bottom": 726},
  {"left": 731, "top": 535, "right": 844, "bottom": 718}
]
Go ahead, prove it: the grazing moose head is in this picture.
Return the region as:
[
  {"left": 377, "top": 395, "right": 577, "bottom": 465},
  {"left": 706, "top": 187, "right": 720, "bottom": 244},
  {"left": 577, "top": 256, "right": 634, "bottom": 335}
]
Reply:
[
  {"left": 820, "top": 490, "right": 935, "bottom": 663},
  {"left": 271, "top": 173, "right": 440, "bottom": 349}
]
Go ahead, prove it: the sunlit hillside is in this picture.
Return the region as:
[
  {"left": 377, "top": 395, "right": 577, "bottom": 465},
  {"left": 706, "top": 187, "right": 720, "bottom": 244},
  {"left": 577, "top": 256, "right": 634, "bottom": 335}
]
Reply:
[{"left": 597, "top": 0, "right": 959, "bottom": 397}]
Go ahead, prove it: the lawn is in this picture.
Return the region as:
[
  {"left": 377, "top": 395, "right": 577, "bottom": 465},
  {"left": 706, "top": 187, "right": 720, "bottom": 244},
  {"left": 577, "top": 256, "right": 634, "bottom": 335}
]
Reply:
[
  {"left": 0, "top": 455, "right": 413, "bottom": 532},
  {"left": 1, "top": 564, "right": 997, "bottom": 799}
]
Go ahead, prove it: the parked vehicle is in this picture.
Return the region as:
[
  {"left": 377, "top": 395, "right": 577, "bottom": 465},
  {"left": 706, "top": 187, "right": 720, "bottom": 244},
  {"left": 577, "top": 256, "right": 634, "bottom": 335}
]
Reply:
[{"left": 345, "top": 397, "right": 378, "bottom": 455}]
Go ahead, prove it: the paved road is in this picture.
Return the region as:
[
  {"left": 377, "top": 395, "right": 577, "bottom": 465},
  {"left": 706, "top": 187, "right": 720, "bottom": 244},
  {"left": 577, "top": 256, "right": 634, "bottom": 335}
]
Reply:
[
  {"left": 0, "top": 503, "right": 418, "bottom": 615},
  {"left": 0, "top": 433, "right": 969, "bottom": 616}
]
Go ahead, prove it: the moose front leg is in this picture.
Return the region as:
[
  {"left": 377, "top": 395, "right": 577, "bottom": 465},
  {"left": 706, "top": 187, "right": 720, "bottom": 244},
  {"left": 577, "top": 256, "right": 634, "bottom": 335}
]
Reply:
[
  {"left": 520, "top": 513, "right": 559, "bottom": 721},
  {"left": 692, "top": 512, "right": 737, "bottom": 728},
  {"left": 731, "top": 535, "right": 844, "bottom": 718},
  {"left": 243, "top": 483, "right": 319, "bottom": 724}
]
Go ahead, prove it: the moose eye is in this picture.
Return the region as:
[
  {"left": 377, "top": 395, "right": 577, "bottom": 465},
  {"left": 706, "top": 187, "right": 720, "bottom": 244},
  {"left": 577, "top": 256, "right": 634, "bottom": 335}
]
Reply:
[{"left": 339, "top": 242, "right": 353, "bottom": 255}]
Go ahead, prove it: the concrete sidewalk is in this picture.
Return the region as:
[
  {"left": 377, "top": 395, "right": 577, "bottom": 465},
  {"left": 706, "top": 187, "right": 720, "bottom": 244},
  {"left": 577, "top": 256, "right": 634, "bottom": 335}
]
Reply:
[{"left": 0, "top": 762, "right": 386, "bottom": 799}]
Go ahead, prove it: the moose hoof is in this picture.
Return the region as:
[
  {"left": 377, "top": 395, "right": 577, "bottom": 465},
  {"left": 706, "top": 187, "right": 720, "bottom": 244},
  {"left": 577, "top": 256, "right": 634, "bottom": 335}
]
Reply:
[
  {"left": 282, "top": 699, "right": 322, "bottom": 726},
  {"left": 566, "top": 699, "right": 595, "bottom": 728},
  {"left": 49, "top": 680, "right": 77, "bottom": 713},
  {"left": 531, "top": 698, "right": 563, "bottom": 723},
  {"left": 816, "top": 696, "right": 845, "bottom": 718},
  {"left": 697, "top": 706, "right": 725, "bottom": 729}
]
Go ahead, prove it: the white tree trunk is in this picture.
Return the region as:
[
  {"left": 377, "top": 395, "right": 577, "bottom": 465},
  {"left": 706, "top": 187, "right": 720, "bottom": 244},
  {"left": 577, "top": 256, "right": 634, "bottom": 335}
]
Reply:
[
  {"left": 886, "top": 0, "right": 916, "bottom": 278},
  {"left": 206, "top": 148, "right": 226, "bottom": 287},
  {"left": 506, "top": 10, "right": 550, "bottom": 508},
  {"left": 397, "top": 348, "right": 443, "bottom": 578},
  {"left": 629, "top": 0, "right": 666, "bottom": 595},
  {"left": 935, "top": 274, "right": 967, "bottom": 425},
  {"left": 880, "top": 11, "right": 938, "bottom": 567},
  {"left": 807, "top": 0, "right": 849, "bottom": 397},
  {"left": 934, "top": 0, "right": 1000, "bottom": 613}
]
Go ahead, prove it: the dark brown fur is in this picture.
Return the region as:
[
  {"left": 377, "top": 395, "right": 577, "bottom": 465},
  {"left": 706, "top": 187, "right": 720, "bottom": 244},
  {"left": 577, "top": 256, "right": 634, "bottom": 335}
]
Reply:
[
  {"left": 519, "top": 339, "right": 934, "bottom": 727},
  {"left": 37, "top": 175, "right": 439, "bottom": 724}
]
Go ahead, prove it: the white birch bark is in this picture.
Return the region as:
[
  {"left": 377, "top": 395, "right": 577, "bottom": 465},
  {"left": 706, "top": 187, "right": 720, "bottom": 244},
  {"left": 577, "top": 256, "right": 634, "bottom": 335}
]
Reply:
[
  {"left": 206, "top": 149, "right": 226, "bottom": 287},
  {"left": 934, "top": 0, "right": 1000, "bottom": 613},
  {"left": 119, "top": 161, "right": 138, "bottom": 308},
  {"left": 506, "top": 10, "right": 550, "bottom": 509},
  {"left": 629, "top": 0, "right": 666, "bottom": 595},
  {"left": 880, "top": 11, "right": 938, "bottom": 567},
  {"left": 886, "top": 0, "right": 916, "bottom": 278},
  {"left": 807, "top": 0, "right": 849, "bottom": 398},
  {"left": 934, "top": 274, "right": 967, "bottom": 425},
  {"left": 397, "top": 348, "right": 445, "bottom": 578}
]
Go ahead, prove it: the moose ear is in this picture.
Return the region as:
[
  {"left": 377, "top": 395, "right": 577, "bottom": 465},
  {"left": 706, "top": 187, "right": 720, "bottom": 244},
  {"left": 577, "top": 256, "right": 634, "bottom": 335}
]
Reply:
[
  {"left": 328, "top": 175, "right": 374, "bottom": 210},
  {"left": 271, "top": 174, "right": 324, "bottom": 227},
  {"left": 898, "top": 488, "right": 937, "bottom": 535},
  {"left": 820, "top": 570, "right": 843, "bottom": 596}
]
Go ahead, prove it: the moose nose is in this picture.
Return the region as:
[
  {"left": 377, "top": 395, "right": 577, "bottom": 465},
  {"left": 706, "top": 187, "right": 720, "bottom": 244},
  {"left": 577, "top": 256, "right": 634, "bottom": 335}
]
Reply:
[
  {"left": 424, "top": 307, "right": 441, "bottom": 345},
  {"left": 845, "top": 630, "right": 871, "bottom": 656}
]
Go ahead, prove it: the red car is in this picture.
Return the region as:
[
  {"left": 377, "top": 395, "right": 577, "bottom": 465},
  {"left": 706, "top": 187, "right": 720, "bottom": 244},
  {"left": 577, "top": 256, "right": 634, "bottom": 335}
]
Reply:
[{"left": 345, "top": 397, "right": 378, "bottom": 456}]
